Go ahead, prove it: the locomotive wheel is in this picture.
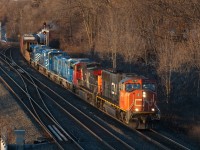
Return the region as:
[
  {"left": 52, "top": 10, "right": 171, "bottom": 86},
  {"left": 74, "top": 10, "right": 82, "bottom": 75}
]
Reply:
[
  {"left": 116, "top": 112, "right": 141, "bottom": 129},
  {"left": 96, "top": 99, "right": 100, "bottom": 108},
  {"left": 120, "top": 111, "right": 126, "bottom": 123},
  {"left": 115, "top": 110, "right": 121, "bottom": 120},
  {"left": 72, "top": 85, "right": 76, "bottom": 93},
  {"left": 129, "top": 118, "right": 140, "bottom": 129},
  {"left": 96, "top": 98, "right": 104, "bottom": 110}
]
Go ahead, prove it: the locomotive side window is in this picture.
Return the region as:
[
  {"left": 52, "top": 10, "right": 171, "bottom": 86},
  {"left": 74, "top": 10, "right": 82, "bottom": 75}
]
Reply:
[
  {"left": 77, "top": 65, "right": 81, "bottom": 71},
  {"left": 70, "top": 63, "right": 73, "bottom": 69},
  {"left": 142, "top": 83, "right": 156, "bottom": 91},
  {"left": 125, "top": 83, "right": 140, "bottom": 92},
  {"left": 70, "top": 61, "right": 76, "bottom": 69}
]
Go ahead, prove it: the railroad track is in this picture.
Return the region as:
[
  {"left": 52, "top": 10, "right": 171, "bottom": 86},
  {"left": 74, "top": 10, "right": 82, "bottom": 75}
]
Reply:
[
  {"left": 136, "top": 129, "right": 190, "bottom": 150},
  {"left": 0, "top": 46, "right": 139, "bottom": 149},
  {"left": 0, "top": 45, "right": 192, "bottom": 150},
  {"left": 0, "top": 46, "right": 80, "bottom": 150}
]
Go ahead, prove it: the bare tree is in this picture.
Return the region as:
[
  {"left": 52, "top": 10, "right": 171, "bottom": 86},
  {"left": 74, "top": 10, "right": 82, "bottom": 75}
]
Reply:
[{"left": 187, "top": 23, "right": 200, "bottom": 97}]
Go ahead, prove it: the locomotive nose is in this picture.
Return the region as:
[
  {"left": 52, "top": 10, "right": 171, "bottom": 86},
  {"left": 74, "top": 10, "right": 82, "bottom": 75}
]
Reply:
[{"left": 142, "top": 90, "right": 155, "bottom": 111}]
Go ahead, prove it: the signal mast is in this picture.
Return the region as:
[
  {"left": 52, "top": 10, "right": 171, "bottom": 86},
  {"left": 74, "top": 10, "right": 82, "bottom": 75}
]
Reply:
[{"left": 42, "top": 22, "right": 49, "bottom": 46}]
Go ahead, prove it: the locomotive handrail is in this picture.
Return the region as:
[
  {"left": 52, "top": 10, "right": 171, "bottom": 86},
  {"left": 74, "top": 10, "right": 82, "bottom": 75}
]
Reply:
[{"left": 96, "top": 95, "right": 126, "bottom": 112}]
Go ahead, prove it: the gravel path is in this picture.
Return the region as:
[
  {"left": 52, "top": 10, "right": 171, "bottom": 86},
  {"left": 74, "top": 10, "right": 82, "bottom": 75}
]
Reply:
[{"left": 0, "top": 81, "right": 43, "bottom": 144}]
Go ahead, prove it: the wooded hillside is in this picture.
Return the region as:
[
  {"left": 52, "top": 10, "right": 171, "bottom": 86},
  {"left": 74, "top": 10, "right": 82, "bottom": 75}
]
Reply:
[{"left": 1, "top": 0, "right": 200, "bottom": 140}]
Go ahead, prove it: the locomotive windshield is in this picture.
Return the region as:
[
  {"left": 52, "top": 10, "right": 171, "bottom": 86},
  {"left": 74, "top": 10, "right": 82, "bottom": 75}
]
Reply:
[
  {"left": 125, "top": 83, "right": 141, "bottom": 92},
  {"left": 142, "top": 83, "right": 156, "bottom": 91}
]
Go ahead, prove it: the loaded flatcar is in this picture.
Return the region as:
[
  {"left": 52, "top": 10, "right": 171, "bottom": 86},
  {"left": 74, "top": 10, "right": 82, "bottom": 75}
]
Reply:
[{"left": 20, "top": 34, "right": 39, "bottom": 61}]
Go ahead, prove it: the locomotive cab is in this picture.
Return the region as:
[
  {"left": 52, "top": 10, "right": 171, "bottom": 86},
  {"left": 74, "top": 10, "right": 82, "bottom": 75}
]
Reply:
[
  {"left": 98, "top": 70, "right": 160, "bottom": 129},
  {"left": 119, "top": 77, "right": 160, "bottom": 128},
  {"left": 119, "top": 78, "right": 158, "bottom": 113}
]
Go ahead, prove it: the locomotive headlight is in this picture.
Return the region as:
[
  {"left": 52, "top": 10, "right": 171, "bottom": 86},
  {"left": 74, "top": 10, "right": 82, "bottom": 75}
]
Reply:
[
  {"left": 135, "top": 108, "right": 139, "bottom": 112},
  {"left": 143, "top": 91, "right": 146, "bottom": 98},
  {"left": 151, "top": 108, "right": 155, "bottom": 111}
]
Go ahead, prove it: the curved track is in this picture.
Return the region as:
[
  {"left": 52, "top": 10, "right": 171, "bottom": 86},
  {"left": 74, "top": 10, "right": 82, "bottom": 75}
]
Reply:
[
  {"left": 0, "top": 46, "right": 138, "bottom": 149},
  {"left": 0, "top": 46, "right": 80, "bottom": 150},
  {"left": 0, "top": 44, "right": 193, "bottom": 150}
]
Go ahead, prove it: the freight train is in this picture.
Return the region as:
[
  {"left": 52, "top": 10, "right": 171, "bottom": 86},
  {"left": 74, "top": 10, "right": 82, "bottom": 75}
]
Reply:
[{"left": 20, "top": 33, "right": 160, "bottom": 129}]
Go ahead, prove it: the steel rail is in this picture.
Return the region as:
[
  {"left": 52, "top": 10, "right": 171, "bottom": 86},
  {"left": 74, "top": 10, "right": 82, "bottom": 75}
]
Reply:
[
  {"left": 4, "top": 47, "right": 136, "bottom": 150},
  {"left": 150, "top": 129, "right": 190, "bottom": 150},
  {"left": 20, "top": 68, "right": 136, "bottom": 150},
  {"left": 1, "top": 48, "right": 105, "bottom": 149},
  {"left": 0, "top": 49, "right": 46, "bottom": 128},
  {"left": 8, "top": 47, "right": 60, "bottom": 125},
  {"left": 0, "top": 70, "right": 65, "bottom": 150},
  {"left": 1, "top": 47, "right": 83, "bottom": 150},
  {"left": 10, "top": 62, "right": 131, "bottom": 149},
  {"left": 6, "top": 50, "right": 136, "bottom": 149}
]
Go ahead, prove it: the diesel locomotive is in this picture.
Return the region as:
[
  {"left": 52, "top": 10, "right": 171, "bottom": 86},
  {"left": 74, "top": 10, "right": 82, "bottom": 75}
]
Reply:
[{"left": 20, "top": 33, "right": 160, "bottom": 129}]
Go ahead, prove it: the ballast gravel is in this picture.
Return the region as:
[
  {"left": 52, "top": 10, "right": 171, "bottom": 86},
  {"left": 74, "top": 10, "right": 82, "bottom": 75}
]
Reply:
[{"left": 0, "top": 82, "right": 43, "bottom": 144}]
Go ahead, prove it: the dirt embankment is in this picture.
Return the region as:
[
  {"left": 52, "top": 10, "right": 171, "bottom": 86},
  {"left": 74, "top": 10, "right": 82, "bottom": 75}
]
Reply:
[{"left": 0, "top": 82, "right": 44, "bottom": 144}]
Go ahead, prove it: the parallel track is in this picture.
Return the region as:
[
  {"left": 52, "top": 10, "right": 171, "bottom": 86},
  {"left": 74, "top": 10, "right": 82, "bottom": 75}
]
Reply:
[
  {"left": 0, "top": 46, "right": 138, "bottom": 149},
  {"left": 0, "top": 46, "right": 81, "bottom": 150},
  {"left": 0, "top": 45, "right": 192, "bottom": 150},
  {"left": 135, "top": 128, "right": 191, "bottom": 150}
]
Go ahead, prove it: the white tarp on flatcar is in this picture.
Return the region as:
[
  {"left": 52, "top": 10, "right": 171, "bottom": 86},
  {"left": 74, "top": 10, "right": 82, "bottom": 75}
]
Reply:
[{"left": 23, "top": 34, "right": 36, "bottom": 41}]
